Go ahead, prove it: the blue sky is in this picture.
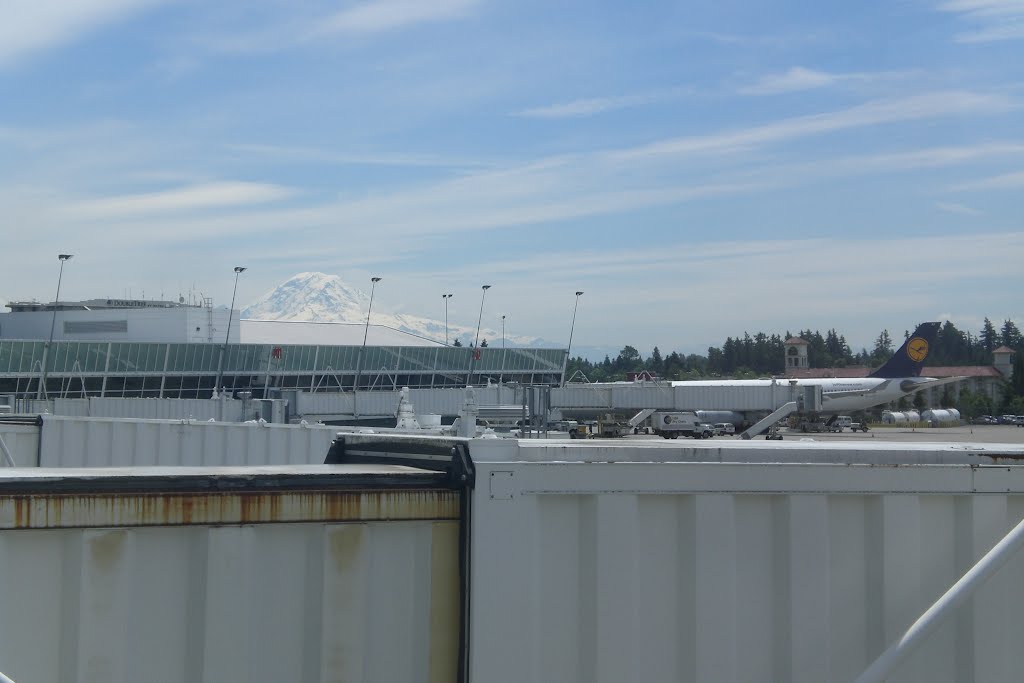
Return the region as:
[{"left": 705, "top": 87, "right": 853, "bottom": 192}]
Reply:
[{"left": 1, "top": 0, "right": 1021, "bottom": 354}]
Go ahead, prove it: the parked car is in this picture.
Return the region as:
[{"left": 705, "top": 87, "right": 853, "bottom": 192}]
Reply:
[
  {"left": 998, "top": 415, "right": 1017, "bottom": 425},
  {"left": 714, "top": 422, "right": 735, "bottom": 436},
  {"left": 1016, "top": 416, "right": 1024, "bottom": 427},
  {"left": 971, "top": 415, "right": 998, "bottom": 425}
]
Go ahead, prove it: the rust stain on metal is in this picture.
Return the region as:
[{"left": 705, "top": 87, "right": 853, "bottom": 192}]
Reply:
[
  {"left": 89, "top": 529, "right": 126, "bottom": 572},
  {"left": 979, "top": 453, "right": 1024, "bottom": 463},
  {"left": 328, "top": 524, "right": 365, "bottom": 574},
  {"left": 0, "top": 488, "right": 460, "bottom": 529}
]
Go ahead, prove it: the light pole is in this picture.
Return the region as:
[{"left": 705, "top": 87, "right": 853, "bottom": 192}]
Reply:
[
  {"left": 355, "top": 276, "right": 381, "bottom": 397},
  {"left": 37, "top": 254, "right": 73, "bottom": 400},
  {"left": 474, "top": 285, "right": 491, "bottom": 348},
  {"left": 442, "top": 293, "right": 453, "bottom": 344},
  {"left": 215, "top": 266, "right": 246, "bottom": 394},
  {"left": 468, "top": 285, "right": 491, "bottom": 385},
  {"left": 563, "top": 291, "right": 584, "bottom": 387},
  {"left": 500, "top": 314, "right": 506, "bottom": 385}
]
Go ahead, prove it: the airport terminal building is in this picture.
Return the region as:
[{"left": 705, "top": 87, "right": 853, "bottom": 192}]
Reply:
[{"left": 0, "top": 299, "right": 566, "bottom": 399}]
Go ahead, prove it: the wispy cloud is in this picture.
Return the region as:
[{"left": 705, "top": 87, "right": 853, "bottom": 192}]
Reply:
[
  {"left": 723, "top": 142, "right": 1024, "bottom": 185},
  {"left": 938, "top": 0, "right": 1024, "bottom": 43},
  {"left": 610, "top": 91, "right": 1015, "bottom": 161},
  {"left": 317, "top": 0, "right": 479, "bottom": 35},
  {"left": 951, "top": 170, "right": 1024, "bottom": 191},
  {"left": 739, "top": 67, "right": 913, "bottom": 95},
  {"left": 65, "top": 182, "right": 297, "bottom": 218},
  {"left": 224, "top": 143, "right": 494, "bottom": 170},
  {"left": 936, "top": 201, "right": 983, "bottom": 215},
  {"left": 513, "top": 88, "right": 692, "bottom": 119},
  {"left": 0, "top": 0, "right": 166, "bottom": 67}
]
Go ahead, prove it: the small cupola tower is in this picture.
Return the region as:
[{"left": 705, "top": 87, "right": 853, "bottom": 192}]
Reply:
[
  {"left": 784, "top": 337, "right": 809, "bottom": 370},
  {"left": 993, "top": 346, "right": 1015, "bottom": 379}
]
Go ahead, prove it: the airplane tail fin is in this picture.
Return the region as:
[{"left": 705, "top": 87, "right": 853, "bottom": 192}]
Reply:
[{"left": 869, "top": 322, "right": 941, "bottom": 378}]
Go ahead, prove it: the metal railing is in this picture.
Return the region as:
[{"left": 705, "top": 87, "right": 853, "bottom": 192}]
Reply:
[{"left": 855, "top": 514, "right": 1024, "bottom": 683}]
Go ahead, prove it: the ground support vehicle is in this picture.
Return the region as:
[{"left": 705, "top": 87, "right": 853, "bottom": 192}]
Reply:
[{"left": 651, "top": 411, "right": 713, "bottom": 439}]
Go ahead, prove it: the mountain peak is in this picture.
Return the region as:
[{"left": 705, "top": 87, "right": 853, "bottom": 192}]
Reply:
[
  {"left": 242, "top": 272, "right": 548, "bottom": 347},
  {"left": 242, "top": 272, "right": 369, "bottom": 323}
]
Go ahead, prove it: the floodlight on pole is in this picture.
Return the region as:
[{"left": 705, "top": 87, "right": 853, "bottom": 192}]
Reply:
[
  {"left": 500, "top": 314, "right": 506, "bottom": 384},
  {"left": 38, "top": 254, "right": 73, "bottom": 400},
  {"left": 354, "top": 277, "right": 381, "bottom": 400},
  {"left": 474, "top": 285, "right": 491, "bottom": 348},
  {"left": 214, "top": 266, "right": 246, "bottom": 394},
  {"left": 442, "top": 293, "right": 453, "bottom": 345},
  {"left": 563, "top": 291, "right": 584, "bottom": 387},
  {"left": 467, "top": 285, "right": 491, "bottom": 386}
]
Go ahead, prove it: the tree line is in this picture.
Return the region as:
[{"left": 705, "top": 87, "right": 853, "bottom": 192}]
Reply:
[{"left": 568, "top": 318, "right": 1021, "bottom": 382}]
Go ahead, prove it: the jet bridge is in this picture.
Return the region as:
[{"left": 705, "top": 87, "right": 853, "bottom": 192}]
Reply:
[{"left": 552, "top": 380, "right": 806, "bottom": 420}]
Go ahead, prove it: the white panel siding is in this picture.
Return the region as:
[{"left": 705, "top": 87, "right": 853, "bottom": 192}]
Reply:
[
  {"left": 0, "top": 497, "right": 459, "bottom": 683},
  {"left": 0, "top": 422, "right": 40, "bottom": 466},
  {"left": 470, "top": 454, "right": 1024, "bottom": 683},
  {"left": 35, "top": 416, "right": 337, "bottom": 467}
]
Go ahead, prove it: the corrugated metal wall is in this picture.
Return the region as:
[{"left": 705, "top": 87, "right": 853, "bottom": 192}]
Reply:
[
  {"left": 19, "top": 397, "right": 249, "bottom": 422},
  {"left": 468, "top": 442, "right": 1024, "bottom": 683},
  {"left": 35, "top": 416, "right": 338, "bottom": 467},
  {"left": 0, "top": 422, "right": 39, "bottom": 466},
  {"left": 0, "top": 470, "right": 461, "bottom": 683}
]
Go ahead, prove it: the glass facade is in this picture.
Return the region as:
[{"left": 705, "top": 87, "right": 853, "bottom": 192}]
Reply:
[{"left": 0, "top": 340, "right": 566, "bottom": 399}]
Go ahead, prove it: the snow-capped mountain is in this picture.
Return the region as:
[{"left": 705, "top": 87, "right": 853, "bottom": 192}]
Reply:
[{"left": 242, "top": 272, "right": 546, "bottom": 347}]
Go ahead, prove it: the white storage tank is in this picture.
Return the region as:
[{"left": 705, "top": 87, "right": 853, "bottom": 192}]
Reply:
[{"left": 922, "top": 408, "right": 962, "bottom": 424}]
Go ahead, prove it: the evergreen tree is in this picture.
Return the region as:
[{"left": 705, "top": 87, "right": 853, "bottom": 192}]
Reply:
[
  {"left": 980, "top": 318, "right": 998, "bottom": 353},
  {"left": 913, "top": 391, "right": 926, "bottom": 411},
  {"left": 1012, "top": 350, "right": 1024, "bottom": 397},
  {"left": 480, "top": 339, "right": 488, "bottom": 347},
  {"left": 453, "top": 339, "right": 462, "bottom": 347},
  {"left": 872, "top": 329, "right": 893, "bottom": 364},
  {"left": 940, "top": 386, "right": 956, "bottom": 408},
  {"left": 649, "top": 346, "right": 664, "bottom": 376},
  {"left": 1001, "top": 319, "right": 1022, "bottom": 350}
]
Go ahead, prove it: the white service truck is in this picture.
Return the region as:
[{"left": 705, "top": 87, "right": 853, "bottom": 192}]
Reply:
[{"left": 651, "top": 411, "right": 714, "bottom": 439}]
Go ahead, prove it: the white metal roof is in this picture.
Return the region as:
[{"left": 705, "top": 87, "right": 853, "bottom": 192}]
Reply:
[{"left": 240, "top": 319, "right": 444, "bottom": 346}]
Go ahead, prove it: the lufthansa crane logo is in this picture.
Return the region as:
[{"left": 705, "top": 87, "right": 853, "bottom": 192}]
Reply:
[{"left": 907, "top": 337, "right": 929, "bottom": 362}]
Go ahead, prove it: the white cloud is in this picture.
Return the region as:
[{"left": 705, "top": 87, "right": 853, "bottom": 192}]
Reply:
[
  {"left": 224, "top": 143, "right": 494, "bottom": 170},
  {"left": 610, "top": 91, "right": 1015, "bottom": 161},
  {"left": 20, "top": 92, "right": 1018, "bottom": 251},
  {"left": 739, "top": 67, "right": 837, "bottom": 95},
  {"left": 65, "top": 182, "right": 297, "bottom": 218},
  {"left": 739, "top": 67, "right": 913, "bottom": 95},
  {"left": 0, "top": 0, "right": 166, "bottom": 67},
  {"left": 318, "top": 0, "right": 479, "bottom": 35},
  {"left": 938, "top": 0, "right": 1024, "bottom": 43},
  {"left": 936, "top": 201, "right": 983, "bottom": 215},
  {"left": 951, "top": 170, "right": 1024, "bottom": 191},
  {"left": 513, "top": 88, "right": 692, "bottom": 119},
  {"left": 955, "top": 24, "right": 1024, "bottom": 43}
]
